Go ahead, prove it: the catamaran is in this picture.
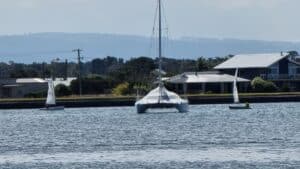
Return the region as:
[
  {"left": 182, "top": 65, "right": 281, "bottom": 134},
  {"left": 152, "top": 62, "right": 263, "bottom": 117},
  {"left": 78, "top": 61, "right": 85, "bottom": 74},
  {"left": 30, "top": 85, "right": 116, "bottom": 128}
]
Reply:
[
  {"left": 229, "top": 68, "right": 250, "bottom": 109},
  {"left": 135, "top": 0, "right": 188, "bottom": 113},
  {"left": 40, "top": 79, "right": 64, "bottom": 110}
]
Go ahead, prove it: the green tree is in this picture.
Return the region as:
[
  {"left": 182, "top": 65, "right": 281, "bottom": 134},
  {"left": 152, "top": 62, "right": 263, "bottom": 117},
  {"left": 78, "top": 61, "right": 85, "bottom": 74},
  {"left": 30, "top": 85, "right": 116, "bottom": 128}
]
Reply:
[
  {"left": 70, "top": 76, "right": 117, "bottom": 95},
  {"left": 112, "top": 57, "right": 156, "bottom": 85},
  {"left": 197, "top": 57, "right": 209, "bottom": 71},
  {"left": 90, "top": 56, "right": 123, "bottom": 75},
  {"left": 264, "top": 81, "right": 278, "bottom": 92},
  {"left": 251, "top": 77, "right": 278, "bottom": 92},
  {"left": 55, "top": 84, "right": 72, "bottom": 97},
  {"left": 112, "top": 82, "right": 130, "bottom": 96},
  {"left": 281, "top": 83, "right": 290, "bottom": 92}
]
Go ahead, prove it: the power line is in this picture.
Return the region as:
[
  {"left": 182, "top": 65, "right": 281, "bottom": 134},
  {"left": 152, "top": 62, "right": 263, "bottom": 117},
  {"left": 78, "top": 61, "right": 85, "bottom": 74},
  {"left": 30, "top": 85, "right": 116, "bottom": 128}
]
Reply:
[{"left": 148, "top": 1, "right": 159, "bottom": 57}]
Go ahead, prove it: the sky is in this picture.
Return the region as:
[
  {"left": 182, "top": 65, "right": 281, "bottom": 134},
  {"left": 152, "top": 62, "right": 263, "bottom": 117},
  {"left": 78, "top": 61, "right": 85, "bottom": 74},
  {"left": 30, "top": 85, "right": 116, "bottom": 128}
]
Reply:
[{"left": 1, "top": 0, "right": 300, "bottom": 41}]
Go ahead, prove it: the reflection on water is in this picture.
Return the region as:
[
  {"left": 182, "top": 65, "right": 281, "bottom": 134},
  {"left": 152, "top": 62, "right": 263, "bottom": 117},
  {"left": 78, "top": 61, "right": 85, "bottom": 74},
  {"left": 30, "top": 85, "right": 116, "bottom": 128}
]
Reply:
[
  {"left": 0, "top": 103, "right": 299, "bottom": 168},
  {"left": 0, "top": 147, "right": 299, "bottom": 164}
]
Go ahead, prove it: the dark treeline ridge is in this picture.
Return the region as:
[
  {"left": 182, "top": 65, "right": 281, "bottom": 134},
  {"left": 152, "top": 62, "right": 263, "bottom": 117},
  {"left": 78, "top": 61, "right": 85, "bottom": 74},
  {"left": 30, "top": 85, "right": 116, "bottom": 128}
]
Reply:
[{"left": 0, "top": 55, "right": 231, "bottom": 96}]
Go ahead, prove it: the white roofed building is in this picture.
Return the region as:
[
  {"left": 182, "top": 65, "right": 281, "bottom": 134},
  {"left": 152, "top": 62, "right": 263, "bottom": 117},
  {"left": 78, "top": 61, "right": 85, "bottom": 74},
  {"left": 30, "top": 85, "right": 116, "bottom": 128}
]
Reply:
[
  {"left": 0, "top": 77, "right": 77, "bottom": 98},
  {"left": 215, "top": 52, "right": 289, "bottom": 70},
  {"left": 0, "top": 78, "right": 48, "bottom": 98},
  {"left": 166, "top": 71, "right": 250, "bottom": 94},
  {"left": 214, "top": 51, "right": 300, "bottom": 91},
  {"left": 52, "top": 77, "right": 76, "bottom": 87}
]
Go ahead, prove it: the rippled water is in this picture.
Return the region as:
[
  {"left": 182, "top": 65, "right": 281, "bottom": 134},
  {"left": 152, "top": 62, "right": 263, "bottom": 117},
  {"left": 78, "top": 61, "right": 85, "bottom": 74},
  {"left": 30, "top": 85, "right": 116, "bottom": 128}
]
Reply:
[{"left": 0, "top": 103, "right": 299, "bottom": 168}]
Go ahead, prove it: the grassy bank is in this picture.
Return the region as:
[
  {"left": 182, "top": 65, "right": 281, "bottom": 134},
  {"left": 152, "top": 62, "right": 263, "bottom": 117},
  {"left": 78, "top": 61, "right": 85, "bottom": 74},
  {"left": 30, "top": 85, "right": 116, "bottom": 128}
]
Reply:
[
  {"left": 1, "top": 92, "right": 300, "bottom": 102},
  {"left": 187, "top": 92, "right": 300, "bottom": 97}
]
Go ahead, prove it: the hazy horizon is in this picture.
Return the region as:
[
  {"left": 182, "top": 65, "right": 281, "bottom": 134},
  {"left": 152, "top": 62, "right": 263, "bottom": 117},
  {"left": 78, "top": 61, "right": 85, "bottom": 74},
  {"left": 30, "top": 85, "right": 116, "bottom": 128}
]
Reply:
[
  {"left": 1, "top": 32, "right": 300, "bottom": 63},
  {"left": 2, "top": 32, "right": 300, "bottom": 43},
  {"left": 1, "top": 0, "right": 300, "bottom": 41}
]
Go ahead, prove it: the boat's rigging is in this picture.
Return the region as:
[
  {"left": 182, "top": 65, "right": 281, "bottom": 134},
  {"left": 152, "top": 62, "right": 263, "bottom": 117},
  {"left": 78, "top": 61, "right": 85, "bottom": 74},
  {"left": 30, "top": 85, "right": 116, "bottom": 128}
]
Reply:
[
  {"left": 149, "top": 0, "right": 173, "bottom": 102},
  {"left": 148, "top": 1, "right": 159, "bottom": 59},
  {"left": 148, "top": 0, "right": 173, "bottom": 102},
  {"left": 148, "top": 0, "right": 171, "bottom": 63},
  {"left": 161, "top": 1, "right": 171, "bottom": 43},
  {"left": 135, "top": 0, "right": 189, "bottom": 113},
  {"left": 157, "top": 0, "right": 163, "bottom": 102}
]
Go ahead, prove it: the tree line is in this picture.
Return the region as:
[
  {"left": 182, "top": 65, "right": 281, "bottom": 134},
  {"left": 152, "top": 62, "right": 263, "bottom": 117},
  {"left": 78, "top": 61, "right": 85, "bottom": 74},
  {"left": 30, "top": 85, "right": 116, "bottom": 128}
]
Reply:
[{"left": 0, "top": 55, "right": 231, "bottom": 96}]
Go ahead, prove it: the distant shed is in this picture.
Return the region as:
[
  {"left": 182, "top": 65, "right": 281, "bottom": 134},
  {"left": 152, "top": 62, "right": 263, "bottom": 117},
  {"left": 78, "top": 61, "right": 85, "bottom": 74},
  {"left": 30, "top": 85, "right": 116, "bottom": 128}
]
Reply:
[{"left": 0, "top": 78, "right": 47, "bottom": 98}]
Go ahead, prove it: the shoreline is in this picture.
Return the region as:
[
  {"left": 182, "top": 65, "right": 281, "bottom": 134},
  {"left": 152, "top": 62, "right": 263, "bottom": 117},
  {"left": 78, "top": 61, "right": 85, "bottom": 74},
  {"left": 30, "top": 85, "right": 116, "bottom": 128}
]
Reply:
[{"left": 0, "top": 93, "right": 300, "bottom": 109}]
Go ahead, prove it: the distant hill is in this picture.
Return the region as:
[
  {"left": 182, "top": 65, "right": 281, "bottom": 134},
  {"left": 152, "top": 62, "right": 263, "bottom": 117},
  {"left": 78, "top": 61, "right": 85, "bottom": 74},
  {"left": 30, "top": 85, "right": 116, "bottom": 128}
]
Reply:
[{"left": 0, "top": 32, "right": 300, "bottom": 63}]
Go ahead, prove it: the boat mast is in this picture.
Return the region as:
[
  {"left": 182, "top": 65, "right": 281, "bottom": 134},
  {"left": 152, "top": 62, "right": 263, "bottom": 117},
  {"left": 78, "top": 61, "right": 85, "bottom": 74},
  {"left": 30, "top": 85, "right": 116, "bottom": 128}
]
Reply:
[
  {"left": 158, "top": 0, "right": 163, "bottom": 102},
  {"left": 158, "top": 0, "right": 162, "bottom": 87}
]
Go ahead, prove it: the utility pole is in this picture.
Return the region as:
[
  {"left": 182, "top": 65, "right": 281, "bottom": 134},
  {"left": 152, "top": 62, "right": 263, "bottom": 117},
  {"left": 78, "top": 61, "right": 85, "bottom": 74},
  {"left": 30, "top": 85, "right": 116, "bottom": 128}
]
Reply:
[
  {"left": 73, "top": 49, "right": 83, "bottom": 96},
  {"left": 64, "top": 59, "right": 68, "bottom": 80},
  {"left": 41, "top": 62, "right": 46, "bottom": 79},
  {"left": 51, "top": 58, "right": 60, "bottom": 80}
]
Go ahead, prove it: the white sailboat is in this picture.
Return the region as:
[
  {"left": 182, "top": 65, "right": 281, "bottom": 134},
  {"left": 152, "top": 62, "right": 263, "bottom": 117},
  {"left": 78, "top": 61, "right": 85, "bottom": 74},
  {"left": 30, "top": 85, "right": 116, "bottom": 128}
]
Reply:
[
  {"left": 135, "top": 0, "right": 188, "bottom": 113},
  {"left": 40, "top": 79, "right": 64, "bottom": 110},
  {"left": 229, "top": 68, "right": 250, "bottom": 109},
  {"left": 233, "top": 68, "right": 240, "bottom": 104}
]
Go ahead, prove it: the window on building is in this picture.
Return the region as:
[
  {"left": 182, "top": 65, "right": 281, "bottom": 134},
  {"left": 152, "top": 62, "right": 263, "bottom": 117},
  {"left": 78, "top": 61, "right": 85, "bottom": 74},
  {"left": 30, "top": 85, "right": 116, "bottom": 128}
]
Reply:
[
  {"left": 269, "top": 63, "right": 278, "bottom": 74},
  {"left": 288, "top": 63, "right": 300, "bottom": 75}
]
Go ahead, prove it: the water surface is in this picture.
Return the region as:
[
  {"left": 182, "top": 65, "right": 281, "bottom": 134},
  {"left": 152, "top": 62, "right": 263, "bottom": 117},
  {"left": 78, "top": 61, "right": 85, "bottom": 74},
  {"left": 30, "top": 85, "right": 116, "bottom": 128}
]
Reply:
[{"left": 0, "top": 103, "right": 299, "bottom": 168}]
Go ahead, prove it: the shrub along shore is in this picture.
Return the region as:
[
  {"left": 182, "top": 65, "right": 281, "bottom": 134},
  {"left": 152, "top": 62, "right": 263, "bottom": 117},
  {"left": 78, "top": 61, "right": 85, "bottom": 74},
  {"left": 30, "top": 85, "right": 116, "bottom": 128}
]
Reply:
[{"left": 1, "top": 93, "right": 300, "bottom": 109}]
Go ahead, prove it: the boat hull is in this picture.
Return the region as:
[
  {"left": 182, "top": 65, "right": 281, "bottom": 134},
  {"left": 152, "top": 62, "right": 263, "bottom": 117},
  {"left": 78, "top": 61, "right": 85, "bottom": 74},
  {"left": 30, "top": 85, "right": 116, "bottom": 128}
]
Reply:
[
  {"left": 229, "top": 105, "right": 251, "bottom": 109},
  {"left": 136, "top": 102, "right": 188, "bottom": 114},
  {"left": 40, "top": 106, "right": 65, "bottom": 111}
]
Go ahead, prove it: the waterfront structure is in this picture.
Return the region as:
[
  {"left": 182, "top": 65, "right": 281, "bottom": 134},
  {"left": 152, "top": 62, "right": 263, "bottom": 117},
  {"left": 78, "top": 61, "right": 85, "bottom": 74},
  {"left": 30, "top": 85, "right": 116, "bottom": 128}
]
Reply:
[
  {"left": 0, "top": 78, "right": 47, "bottom": 98},
  {"left": 0, "top": 77, "right": 77, "bottom": 98},
  {"left": 166, "top": 71, "right": 250, "bottom": 94},
  {"left": 215, "top": 52, "right": 300, "bottom": 90}
]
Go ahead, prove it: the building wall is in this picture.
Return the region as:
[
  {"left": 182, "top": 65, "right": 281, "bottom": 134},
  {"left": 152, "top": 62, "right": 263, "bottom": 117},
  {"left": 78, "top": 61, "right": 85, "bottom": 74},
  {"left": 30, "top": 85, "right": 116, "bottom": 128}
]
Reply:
[
  {"left": 0, "top": 81, "right": 47, "bottom": 98},
  {"left": 167, "top": 82, "right": 249, "bottom": 94},
  {"left": 220, "top": 68, "right": 267, "bottom": 80},
  {"left": 288, "top": 62, "right": 300, "bottom": 76},
  {"left": 217, "top": 58, "right": 300, "bottom": 91},
  {"left": 17, "top": 83, "right": 47, "bottom": 97},
  {"left": 218, "top": 58, "right": 300, "bottom": 80},
  {"left": 279, "top": 58, "right": 289, "bottom": 74}
]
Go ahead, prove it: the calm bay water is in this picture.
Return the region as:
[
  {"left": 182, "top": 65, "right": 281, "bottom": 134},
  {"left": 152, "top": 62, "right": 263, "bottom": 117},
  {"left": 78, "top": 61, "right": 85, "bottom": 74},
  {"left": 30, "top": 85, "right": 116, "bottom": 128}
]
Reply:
[{"left": 0, "top": 103, "right": 299, "bottom": 168}]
